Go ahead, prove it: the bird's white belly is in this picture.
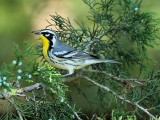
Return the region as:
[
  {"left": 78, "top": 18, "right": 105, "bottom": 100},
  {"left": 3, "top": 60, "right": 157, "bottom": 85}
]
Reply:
[
  {"left": 48, "top": 57, "right": 78, "bottom": 71},
  {"left": 48, "top": 60, "right": 69, "bottom": 70},
  {"left": 48, "top": 54, "right": 95, "bottom": 70}
]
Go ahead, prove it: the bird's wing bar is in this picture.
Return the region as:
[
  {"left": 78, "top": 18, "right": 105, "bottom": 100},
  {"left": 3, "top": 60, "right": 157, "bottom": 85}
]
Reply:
[
  {"left": 52, "top": 50, "right": 95, "bottom": 59},
  {"left": 52, "top": 50, "right": 76, "bottom": 58}
]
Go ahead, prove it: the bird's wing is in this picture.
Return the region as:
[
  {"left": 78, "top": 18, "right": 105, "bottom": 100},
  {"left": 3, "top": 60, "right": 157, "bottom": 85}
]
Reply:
[
  {"left": 52, "top": 49, "right": 95, "bottom": 59},
  {"left": 50, "top": 40, "right": 97, "bottom": 59}
]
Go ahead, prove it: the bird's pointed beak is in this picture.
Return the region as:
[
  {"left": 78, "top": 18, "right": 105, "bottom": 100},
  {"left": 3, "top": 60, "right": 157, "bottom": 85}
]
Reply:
[{"left": 32, "top": 30, "right": 42, "bottom": 35}]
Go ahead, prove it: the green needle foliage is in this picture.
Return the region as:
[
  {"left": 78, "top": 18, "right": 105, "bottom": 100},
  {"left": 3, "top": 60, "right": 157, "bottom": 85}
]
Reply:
[
  {"left": 0, "top": 0, "right": 160, "bottom": 120},
  {"left": 47, "top": 0, "right": 160, "bottom": 119},
  {"left": 0, "top": 43, "right": 77, "bottom": 120}
]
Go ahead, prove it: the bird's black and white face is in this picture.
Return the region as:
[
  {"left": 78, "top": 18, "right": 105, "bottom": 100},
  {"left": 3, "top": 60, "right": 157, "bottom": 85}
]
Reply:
[
  {"left": 40, "top": 29, "right": 57, "bottom": 41},
  {"left": 32, "top": 29, "right": 58, "bottom": 47}
]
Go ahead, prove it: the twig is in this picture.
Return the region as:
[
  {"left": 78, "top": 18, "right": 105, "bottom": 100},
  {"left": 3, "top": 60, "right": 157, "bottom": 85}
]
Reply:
[
  {"left": 17, "top": 83, "right": 43, "bottom": 94},
  {"left": 84, "top": 69, "right": 145, "bottom": 85},
  {"left": 66, "top": 103, "right": 82, "bottom": 120},
  {"left": 3, "top": 95, "right": 23, "bottom": 120},
  {"left": 0, "top": 83, "right": 43, "bottom": 99},
  {"left": 83, "top": 37, "right": 93, "bottom": 52},
  {"left": 83, "top": 76, "right": 156, "bottom": 120},
  {"left": 45, "top": 19, "right": 56, "bottom": 29},
  {"left": 0, "top": 83, "right": 82, "bottom": 120}
]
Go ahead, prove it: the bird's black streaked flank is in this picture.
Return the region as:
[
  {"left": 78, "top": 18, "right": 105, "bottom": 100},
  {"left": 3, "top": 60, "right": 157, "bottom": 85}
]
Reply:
[{"left": 32, "top": 29, "right": 119, "bottom": 76}]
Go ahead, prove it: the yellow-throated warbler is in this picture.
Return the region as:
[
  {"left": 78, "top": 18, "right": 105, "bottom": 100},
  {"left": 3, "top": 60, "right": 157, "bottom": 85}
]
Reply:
[{"left": 32, "top": 29, "right": 118, "bottom": 76}]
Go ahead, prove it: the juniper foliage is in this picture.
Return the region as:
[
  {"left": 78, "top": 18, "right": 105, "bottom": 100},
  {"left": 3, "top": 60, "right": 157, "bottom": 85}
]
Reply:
[
  {"left": 0, "top": 0, "right": 160, "bottom": 120},
  {"left": 47, "top": 0, "right": 160, "bottom": 119}
]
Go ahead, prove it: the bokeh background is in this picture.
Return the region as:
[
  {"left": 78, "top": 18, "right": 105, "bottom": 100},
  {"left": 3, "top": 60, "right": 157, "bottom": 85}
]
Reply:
[
  {"left": 0, "top": 0, "right": 160, "bottom": 115},
  {"left": 0, "top": 0, "right": 88, "bottom": 64}
]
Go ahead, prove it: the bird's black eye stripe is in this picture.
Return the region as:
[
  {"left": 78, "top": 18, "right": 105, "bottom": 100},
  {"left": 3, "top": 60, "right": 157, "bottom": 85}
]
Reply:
[{"left": 42, "top": 32, "right": 55, "bottom": 41}]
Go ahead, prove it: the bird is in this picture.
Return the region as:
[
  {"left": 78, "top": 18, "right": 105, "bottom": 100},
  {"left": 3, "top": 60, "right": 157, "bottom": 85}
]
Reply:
[{"left": 32, "top": 29, "right": 118, "bottom": 76}]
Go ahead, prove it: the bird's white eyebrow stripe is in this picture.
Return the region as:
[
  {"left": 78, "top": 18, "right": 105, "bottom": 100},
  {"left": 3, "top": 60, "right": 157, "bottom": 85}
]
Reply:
[{"left": 40, "top": 29, "right": 57, "bottom": 37}]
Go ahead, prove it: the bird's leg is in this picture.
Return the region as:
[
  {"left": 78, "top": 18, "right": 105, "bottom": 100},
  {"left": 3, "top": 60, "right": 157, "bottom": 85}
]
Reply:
[
  {"left": 61, "top": 73, "right": 74, "bottom": 77},
  {"left": 77, "top": 69, "right": 84, "bottom": 76},
  {"left": 61, "top": 69, "right": 74, "bottom": 77},
  {"left": 62, "top": 70, "right": 81, "bottom": 82},
  {"left": 61, "top": 69, "right": 78, "bottom": 82}
]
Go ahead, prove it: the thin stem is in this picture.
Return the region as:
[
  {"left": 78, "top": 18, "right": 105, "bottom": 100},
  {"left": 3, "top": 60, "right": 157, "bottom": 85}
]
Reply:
[{"left": 83, "top": 76, "right": 156, "bottom": 120}]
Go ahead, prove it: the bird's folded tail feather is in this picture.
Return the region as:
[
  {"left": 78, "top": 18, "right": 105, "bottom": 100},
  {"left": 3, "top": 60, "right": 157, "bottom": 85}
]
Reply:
[
  {"left": 99, "top": 59, "right": 120, "bottom": 64},
  {"left": 85, "top": 59, "right": 120, "bottom": 65}
]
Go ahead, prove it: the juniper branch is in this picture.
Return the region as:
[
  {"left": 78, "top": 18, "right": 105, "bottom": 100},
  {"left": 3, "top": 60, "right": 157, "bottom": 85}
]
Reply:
[
  {"left": 83, "top": 76, "right": 156, "bottom": 120},
  {"left": 0, "top": 83, "right": 82, "bottom": 120},
  {"left": 0, "top": 83, "right": 43, "bottom": 99},
  {"left": 3, "top": 96, "right": 23, "bottom": 120},
  {"left": 84, "top": 69, "right": 145, "bottom": 85}
]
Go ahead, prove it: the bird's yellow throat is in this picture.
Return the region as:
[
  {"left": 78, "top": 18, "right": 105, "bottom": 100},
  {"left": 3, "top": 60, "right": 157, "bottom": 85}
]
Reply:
[{"left": 39, "top": 35, "right": 49, "bottom": 59}]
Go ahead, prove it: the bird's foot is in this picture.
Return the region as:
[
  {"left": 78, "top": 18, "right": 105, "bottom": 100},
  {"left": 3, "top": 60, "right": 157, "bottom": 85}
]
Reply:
[
  {"left": 61, "top": 73, "right": 80, "bottom": 82},
  {"left": 61, "top": 73, "right": 74, "bottom": 78}
]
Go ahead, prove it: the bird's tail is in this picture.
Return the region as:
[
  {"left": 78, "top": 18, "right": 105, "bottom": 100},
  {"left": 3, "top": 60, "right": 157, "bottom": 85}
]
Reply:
[
  {"left": 98, "top": 59, "right": 120, "bottom": 64},
  {"left": 85, "top": 59, "right": 120, "bottom": 65}
]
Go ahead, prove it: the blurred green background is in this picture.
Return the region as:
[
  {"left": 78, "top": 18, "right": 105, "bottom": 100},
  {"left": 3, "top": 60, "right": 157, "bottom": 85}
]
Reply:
[
  {"left": 0, "top": 0, "right": 48, "bottom": 64},
  {"left": 0, "top": 0, "right": 87, "bottom": 65},
  {"left": 0, "top": 0, "right": 160, "bottom": 115}
]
